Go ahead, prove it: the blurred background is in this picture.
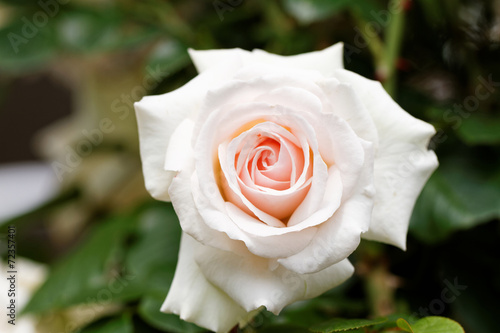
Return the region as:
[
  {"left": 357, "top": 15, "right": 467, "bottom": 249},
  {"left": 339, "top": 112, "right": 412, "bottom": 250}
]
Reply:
[{"left": 0, "top": 0, "right": 499, "bottom": 332}]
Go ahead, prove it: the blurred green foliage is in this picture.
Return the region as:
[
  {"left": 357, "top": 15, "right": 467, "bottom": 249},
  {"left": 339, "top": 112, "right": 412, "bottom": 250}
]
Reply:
[{"left": 1, "top": 0, "right": 499, "bottom": 332}]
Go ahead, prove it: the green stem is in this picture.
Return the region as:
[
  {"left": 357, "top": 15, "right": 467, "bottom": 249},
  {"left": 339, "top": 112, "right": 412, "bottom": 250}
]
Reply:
[
  {"left": 382, "top": 0, "right": 407, "bottom": 97},
  {"left": 357, "top": 241, "right": 397, "bottom": 318},
  {"left": 351, "top": 11, "right": 385, "bottom": 71}
]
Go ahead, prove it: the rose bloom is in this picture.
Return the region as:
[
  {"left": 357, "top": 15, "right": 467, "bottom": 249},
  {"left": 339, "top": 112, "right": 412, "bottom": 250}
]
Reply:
[{"left": 135, "top": 43, "right": 438, "bottom": 332}]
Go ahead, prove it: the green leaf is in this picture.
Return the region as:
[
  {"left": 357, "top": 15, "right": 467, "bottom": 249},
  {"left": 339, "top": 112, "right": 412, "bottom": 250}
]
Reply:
[
  {"left": 138, "top": 293, "right": 204, "bottom": 333},
  {"left": 397, "top": 318, "right": 414, "bottom": 332},
  {"left": 258, "top": 324, "right": 310, "bottom": 333},
  {"left": 456, "top": 115, "right": 500, "bottom": 145},
  {"left": 265, "top": 298, "right": 340, "bottom": 328},
  {"left": 0, "top": 18, "right": 57, "bottom": 72},
  {"left": 23, "top": 215, "right": 139, "bottom": 313},
  {"left": 55, "top": 8, "right": 124, "bottom": 53},
  {"left": 80, "top": 314, "right": 133, "bottom": 333},
  {"left": 125, "top": 203, "right": 182, "bottom": 295},
  {"left": 370, "top": 314, "right": 417, "bottom": 331},
  {"left": 126, "top": 203, "right": 203, "bottom": 332},
  {"left": 411, "top": 316, "right": 464, "bottom": 333},
  {"left": 309, "top": 317, "right": 387, "bottom": 332},
  {"left": 410, "top": 157, "right": 500, "bottom": 243}
]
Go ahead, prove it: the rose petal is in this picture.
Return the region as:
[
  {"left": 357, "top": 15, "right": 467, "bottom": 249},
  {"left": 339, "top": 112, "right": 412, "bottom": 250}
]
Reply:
[
  {"left": 251, "top": 42, "right": 344, "bottom": 77},
  {"left": 188, "top": 48, "right": 252, "bottom": 73},
  {"left": 222, "top": 122, "right": 311, "bottom": 220},
  {"left": 222, "top": 166, "right": 343, "bottom": 239},
  {"left": 206, "top": 104, "right": 327, "bottom": 230},
  {"left": 195, "top": 243, "right": 354, "bottom": 315},
  {"left": 191, "top": 171, "right": 318, "bottom": 258},
  {"left": 286, "top": 165, "right": 343, "bottom": 228},
  {"left": 192, "top": 71, "right": 325, "bottom": 146},
  {"left": 317, "top": 78, "right": 379, "bottom": 146},
  {"left": 279, "top": 140, "right": 375, "bottom": 274},
  {"left": 239, "top": 84, "right": 367, "bottom": 197},
  {"left": 188, "top": 42, "right": 344, "bottom": 76},
  {"left": 238, "top": 181, "right": 311, "bottom": 220},
  {"left": 162, "top": 234, "right": 251, "bottom": 333},
  {"left": 135, "top": 60, "right": 242, "bottom": 201},
  {"left": 164, "top": 119, "right": 195, "bottom": 172},
  {"left": 333, "top": 69, "right": 438, "bottom": 249},
  {"left": 169, "top": 157, "right": 248, "bottom": 255},
  {"left": 225, "top": 202, "right": 319, "bottom": 258}
]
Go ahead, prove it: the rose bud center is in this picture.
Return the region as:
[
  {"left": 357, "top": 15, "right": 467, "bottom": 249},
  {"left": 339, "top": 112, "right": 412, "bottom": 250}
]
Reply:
[{"left": 220, "top": 122, "right": 313, "bottom": 223}]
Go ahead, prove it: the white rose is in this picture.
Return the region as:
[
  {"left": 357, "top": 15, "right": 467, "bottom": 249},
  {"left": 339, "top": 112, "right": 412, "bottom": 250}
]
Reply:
[{"left": 134, "top": 43, "right": 438, "bottom": 333}]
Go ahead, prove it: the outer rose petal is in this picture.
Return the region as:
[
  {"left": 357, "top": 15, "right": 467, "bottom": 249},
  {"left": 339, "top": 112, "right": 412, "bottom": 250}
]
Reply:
[
  {"left": 251, "top": 42, "right": 344, "bottom": 77},
  {"left": 162, "top": 234, "right": 251, "bottom": 333},
  {"left": 188, "top": 42, "right": 344, "bottom": 76},
  {"left": 195, "top": 244, "right": 354, "bottom": 315},
  {"left": 164, "top": 119, "right": 195, "bottom": 172},
  {"left": 317, "top": 79, "right": 379, "bottom": 147},
  {"left": 169, "top": 152, "right": 248, "bottom": 255},
  {"left": 333, "top": 69, "right": 438, "bottom": 249},
  {"left": 135, "top": 60, "right": 242, "bottom": 201},
  {"left": 188, "top": 48, "right": 252, "bottom": 73}
]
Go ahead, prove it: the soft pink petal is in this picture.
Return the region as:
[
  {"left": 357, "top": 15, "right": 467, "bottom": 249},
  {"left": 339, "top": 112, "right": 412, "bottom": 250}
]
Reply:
[{"left": 222, "top": 122, "right": 311, "bottom": 220}]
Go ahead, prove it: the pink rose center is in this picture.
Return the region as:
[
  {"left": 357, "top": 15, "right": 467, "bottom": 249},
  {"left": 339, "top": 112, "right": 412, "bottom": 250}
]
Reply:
[
  {"left": 222, "top": 123, "right": 313, "bottom": 223},
  {"left": 242, "top": 137, "right": 304, "bottom": 190}
]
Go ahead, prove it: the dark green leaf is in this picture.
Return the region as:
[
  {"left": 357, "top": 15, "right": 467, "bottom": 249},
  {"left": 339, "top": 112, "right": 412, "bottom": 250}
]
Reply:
[
  {"left": 269, "top": 298, "right": 343, "bottom": 327},
  {"left": 23, "top": 215, "right": 139, "bottom": 313},
  {"left": 448, "top": 270, "right": 498, "bottom": 333},
  {"left": 80, "top": 314, "right": 133, "bottom": 333},
  {"left": 258, "top": 324, "right": 310, "bottom": 333},
  {"left": 138, "top": 293, "right": 204, "bottom": 333},
  {"left": 456, "top": 115, "right": 500, "bottom": 145},
  {"left": 0, "top": 18, "right": 57, "bottom": 72},
  {"left": 309, "top": 317, "right": 387, "bottom": 332},
  {"left": 410, "top": 157, "right": 500, "bottom": 243},
  {"left": 126, "top": 204, "right": 200, "bottom": 332},
  {"left": 125, "top": 203, "right": 181, "bottom": 295}
]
